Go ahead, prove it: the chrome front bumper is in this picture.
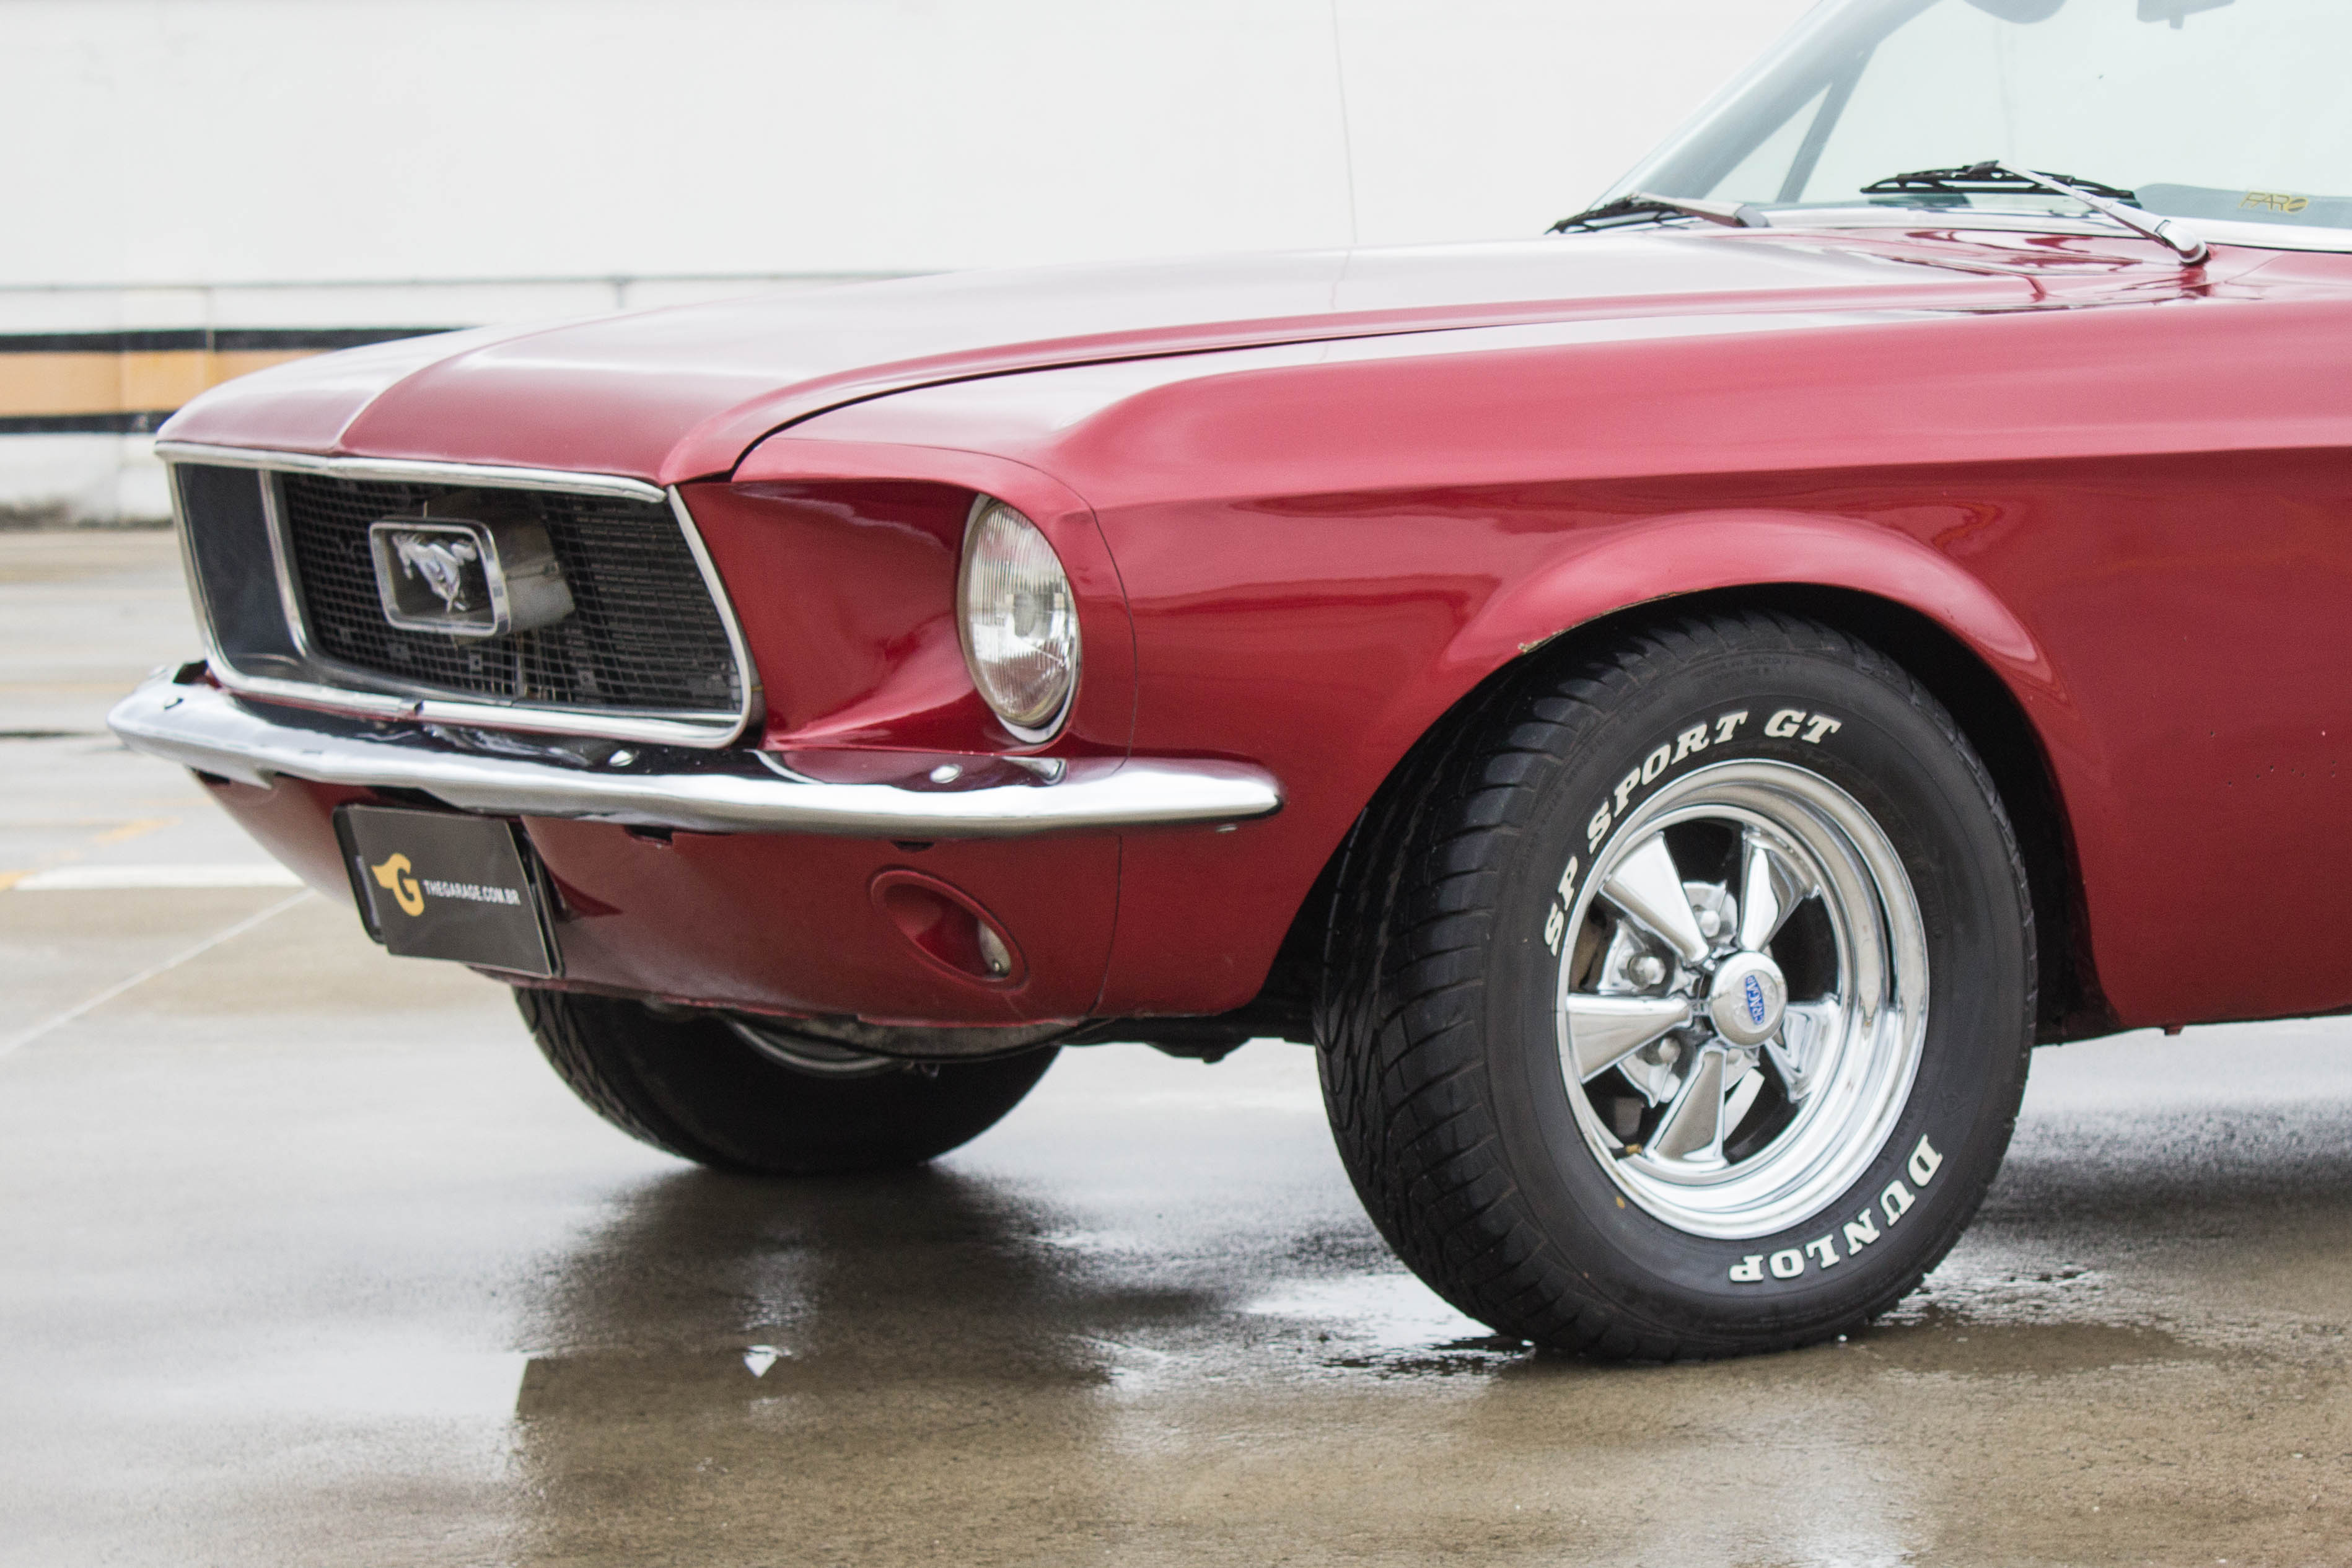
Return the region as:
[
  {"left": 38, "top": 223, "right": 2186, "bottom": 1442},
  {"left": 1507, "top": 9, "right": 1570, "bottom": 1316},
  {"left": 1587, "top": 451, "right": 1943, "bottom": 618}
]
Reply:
[{"left": 108, "top": 667, "right": 1283, "bottom": 839}]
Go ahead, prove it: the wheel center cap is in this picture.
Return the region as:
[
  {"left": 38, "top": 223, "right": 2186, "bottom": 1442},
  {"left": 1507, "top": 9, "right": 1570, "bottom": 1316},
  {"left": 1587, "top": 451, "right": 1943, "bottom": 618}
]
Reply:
[{"left": 1707, "top": 952, "right": 1787, "bottom": 1048}]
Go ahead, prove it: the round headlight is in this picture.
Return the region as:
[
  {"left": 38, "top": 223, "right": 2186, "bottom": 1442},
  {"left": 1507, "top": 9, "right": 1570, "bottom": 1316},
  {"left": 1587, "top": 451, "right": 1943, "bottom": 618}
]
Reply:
[{"left": 957, "top": 498, "right": 1080, "bottom": 739}]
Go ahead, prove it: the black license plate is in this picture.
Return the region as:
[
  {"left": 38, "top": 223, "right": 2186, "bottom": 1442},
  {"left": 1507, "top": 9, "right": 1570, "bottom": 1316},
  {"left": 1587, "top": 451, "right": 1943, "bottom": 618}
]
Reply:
[{"left": 335, "top": 804, "right": 561, "bottom": 977}]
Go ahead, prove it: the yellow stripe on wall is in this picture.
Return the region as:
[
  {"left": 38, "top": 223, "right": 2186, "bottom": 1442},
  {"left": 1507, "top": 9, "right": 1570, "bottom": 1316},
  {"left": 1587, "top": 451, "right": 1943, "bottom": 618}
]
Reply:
[{"left": 0, "top": 349, "right": 316, "bottom": 418}]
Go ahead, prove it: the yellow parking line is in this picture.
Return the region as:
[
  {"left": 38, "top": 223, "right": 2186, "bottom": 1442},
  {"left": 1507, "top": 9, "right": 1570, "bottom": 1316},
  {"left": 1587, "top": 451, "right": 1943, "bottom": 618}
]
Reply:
[{"left": 91, "top": 816, "right": 176, "bottom": 845}]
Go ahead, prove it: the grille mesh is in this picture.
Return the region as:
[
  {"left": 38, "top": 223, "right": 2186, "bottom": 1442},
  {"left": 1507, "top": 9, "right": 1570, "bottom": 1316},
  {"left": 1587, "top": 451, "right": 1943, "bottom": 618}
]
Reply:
[{"left": 278, "top": 473, "right": 741, "bottom": 715}]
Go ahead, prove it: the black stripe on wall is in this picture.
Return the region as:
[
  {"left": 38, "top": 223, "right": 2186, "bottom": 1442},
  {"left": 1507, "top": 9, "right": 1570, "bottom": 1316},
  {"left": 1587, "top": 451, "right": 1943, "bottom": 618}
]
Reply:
[
  {"left": 0, "top": 325, "right": 457, "bottom": 355},
  {"left": 0, "top": 411, "right": 181, "bottom": 436}
]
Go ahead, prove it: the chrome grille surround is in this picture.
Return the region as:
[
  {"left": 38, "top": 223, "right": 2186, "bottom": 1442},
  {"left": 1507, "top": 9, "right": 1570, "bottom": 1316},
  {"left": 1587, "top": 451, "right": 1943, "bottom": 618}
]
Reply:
[{"left": 158, "top": 441, "right": 760, "bottom": 749}]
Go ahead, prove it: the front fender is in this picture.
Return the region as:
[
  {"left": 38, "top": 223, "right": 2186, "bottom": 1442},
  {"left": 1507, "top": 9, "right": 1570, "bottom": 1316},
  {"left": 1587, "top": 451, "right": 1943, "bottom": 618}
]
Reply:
[{"left": 1099, "top": 501, "right": 2089, "bottom": 1018}]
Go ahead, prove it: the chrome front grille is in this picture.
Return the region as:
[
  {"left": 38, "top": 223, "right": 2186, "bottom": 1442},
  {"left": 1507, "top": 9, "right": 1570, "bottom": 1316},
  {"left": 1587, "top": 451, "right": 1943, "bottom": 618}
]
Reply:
[
  {"left": 277, "top": 473, "right": 741, "bottom": 715},
  {"left": 166, "top": 449, "right": 755, "bottom": 748}
]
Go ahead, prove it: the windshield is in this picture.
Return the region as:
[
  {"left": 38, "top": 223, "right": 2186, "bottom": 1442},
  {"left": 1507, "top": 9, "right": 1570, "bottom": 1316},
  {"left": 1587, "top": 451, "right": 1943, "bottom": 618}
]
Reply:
[{"left": 1612, "top": 0, "right": 2352, "bottom": 233}]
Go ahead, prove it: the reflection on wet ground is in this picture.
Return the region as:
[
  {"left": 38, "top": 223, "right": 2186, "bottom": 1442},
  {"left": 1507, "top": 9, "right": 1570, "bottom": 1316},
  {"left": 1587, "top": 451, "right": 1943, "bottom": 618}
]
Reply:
[
  {"left": 483, "top": 1028, "right": 2350, "bottom": 1565},
  {"left": 7, "top": 885, "right": 2352, "bottom": 1565},
  {"left": 2, "top": 535, "right": 2350, "bottom": 1564}
]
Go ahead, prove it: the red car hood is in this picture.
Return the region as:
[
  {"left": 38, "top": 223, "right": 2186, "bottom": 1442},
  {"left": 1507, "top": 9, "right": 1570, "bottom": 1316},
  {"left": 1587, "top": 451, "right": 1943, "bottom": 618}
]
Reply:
[{"left": 161, "top": 232, "right": 2039, "bottom": 485}]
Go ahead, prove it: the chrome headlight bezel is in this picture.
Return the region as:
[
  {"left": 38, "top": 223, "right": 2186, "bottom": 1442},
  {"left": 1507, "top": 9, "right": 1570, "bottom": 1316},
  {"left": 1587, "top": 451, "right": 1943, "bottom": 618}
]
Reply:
[{"left": 955, "top": 496, "right": 1081, "bottom": 743}]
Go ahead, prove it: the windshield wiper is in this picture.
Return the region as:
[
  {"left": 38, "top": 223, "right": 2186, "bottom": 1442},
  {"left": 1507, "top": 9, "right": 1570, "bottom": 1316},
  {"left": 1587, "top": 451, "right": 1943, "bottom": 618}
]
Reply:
[
  {"left": 1860, "top": 160, "right": 2208, "bottom": 264},
  {"left": 1548, "top": 191, "right": 1771, "bottom": 235},
  {"left": 1863, "top": 162, "right": 2139, "bottom": 203}
]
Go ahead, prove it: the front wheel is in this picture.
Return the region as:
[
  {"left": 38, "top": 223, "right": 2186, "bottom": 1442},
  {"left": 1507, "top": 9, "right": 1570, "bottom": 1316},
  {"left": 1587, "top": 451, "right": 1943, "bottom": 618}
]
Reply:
[
  {"left": 517, "top": 989, "right": 1060, "bottom": 1175},
  {"left": 1317, "top": 611, "right": 2035, "bottom": 1358}
]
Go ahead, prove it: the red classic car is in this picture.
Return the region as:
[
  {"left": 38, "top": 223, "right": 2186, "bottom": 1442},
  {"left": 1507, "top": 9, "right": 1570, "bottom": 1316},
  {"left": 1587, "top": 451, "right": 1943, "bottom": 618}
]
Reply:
[{"left": 113, "top": 0, "right": 2352, "bottom": 1357}]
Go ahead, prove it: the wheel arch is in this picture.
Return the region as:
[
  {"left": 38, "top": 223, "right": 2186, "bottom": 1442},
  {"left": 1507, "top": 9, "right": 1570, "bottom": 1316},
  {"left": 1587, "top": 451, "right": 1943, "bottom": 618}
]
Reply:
[
  {"left": 1263, "top": 572, "right": 2113, "bottom": 1046},
  {"left": 1643, "top": 584, "right": 2112, "bottom": 1045}
]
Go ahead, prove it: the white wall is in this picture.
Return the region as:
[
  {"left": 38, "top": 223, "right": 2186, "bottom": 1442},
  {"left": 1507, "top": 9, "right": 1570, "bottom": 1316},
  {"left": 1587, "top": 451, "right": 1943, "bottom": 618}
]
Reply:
[
  {"left": 5, "top": 0, "right": 1815, "bottom": 282},
  {"left": 1, "top": 0, "right": 1817, "bottom": 517}
]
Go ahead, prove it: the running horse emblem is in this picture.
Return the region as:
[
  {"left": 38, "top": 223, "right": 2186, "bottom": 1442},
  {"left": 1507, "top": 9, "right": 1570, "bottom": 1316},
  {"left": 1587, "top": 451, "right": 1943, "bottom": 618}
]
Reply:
[{"left": 392, "top": 533, "right": 481, "bottom": 614}]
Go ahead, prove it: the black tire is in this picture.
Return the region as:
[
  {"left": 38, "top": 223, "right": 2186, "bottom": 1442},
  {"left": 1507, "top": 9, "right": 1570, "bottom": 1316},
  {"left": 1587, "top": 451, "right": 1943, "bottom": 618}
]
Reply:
[
  {"left": 516, "top": 989, "right": 1060, "bottom": 1175},
  {"left": 1315, "top": 611, "right": 2035, "bottom": 1359}
]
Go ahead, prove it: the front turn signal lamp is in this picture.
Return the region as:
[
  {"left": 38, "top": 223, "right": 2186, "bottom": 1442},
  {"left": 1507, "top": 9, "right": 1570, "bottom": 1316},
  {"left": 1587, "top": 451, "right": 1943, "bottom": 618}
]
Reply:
[{"left": 957, "top": 498, "right": 1080, "bottom": 741}]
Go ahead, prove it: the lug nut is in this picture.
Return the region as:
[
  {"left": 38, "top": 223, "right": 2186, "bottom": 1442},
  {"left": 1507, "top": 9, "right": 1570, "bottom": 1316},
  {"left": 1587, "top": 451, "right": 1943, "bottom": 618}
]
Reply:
[{"left": 1629, "top": 955, "right": 1667, "bottom": 987}]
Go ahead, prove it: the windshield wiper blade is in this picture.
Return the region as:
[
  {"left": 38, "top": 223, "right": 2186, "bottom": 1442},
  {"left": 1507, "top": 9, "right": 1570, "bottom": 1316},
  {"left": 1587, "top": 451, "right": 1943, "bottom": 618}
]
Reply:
[
  {"left": 1863, "top": 162, "right": 2138, "bottom": 202},
  {"left": 1861, "top": 160, "right": 2208, "bottom": 264},
  {"left": 1548, "top": 191, "right": 1771, "bottom": 235}
]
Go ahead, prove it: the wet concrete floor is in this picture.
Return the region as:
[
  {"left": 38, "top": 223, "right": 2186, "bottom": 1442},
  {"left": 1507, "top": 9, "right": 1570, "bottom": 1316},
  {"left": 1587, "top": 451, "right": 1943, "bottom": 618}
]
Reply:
[{"left": 4, "top": 532, "right": 2351, "bottom": 1566}]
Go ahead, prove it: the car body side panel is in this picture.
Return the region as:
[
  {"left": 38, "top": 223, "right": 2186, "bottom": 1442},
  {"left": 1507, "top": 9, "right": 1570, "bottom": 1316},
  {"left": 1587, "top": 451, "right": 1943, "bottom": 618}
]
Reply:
[{"left": 784, "top": 250, "right": 2352, "bottom": 1028}]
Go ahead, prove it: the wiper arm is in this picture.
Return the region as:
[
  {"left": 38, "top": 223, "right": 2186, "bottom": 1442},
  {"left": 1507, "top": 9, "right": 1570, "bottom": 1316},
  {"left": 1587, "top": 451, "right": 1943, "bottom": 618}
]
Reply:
[
  {"left": 1548, "top": 191, "right": 1772, "bottom": 235},
  {"left": 1861, "top": 160, "right": 2208, "bottom": 265}
]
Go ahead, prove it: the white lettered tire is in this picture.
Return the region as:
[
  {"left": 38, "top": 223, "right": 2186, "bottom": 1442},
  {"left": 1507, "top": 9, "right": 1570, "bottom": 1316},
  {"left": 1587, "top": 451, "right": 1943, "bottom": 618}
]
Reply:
[{"left": 1316, "top": 611, "right": 2034, "bottom": 1358}]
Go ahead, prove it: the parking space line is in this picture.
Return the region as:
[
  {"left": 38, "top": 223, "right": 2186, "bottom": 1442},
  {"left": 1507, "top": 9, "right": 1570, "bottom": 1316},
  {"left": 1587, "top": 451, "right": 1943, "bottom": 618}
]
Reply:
[
  {"left": 0, "top": 813, "right": 227, "bottom": 891},
  {"left": 89, "top": 816, "right": 177, "bottom": 844},
  {"left": 11, "top": 864, "right": 301, "bottom": 891},
  {"left": 0, "top": 890, "right": 313, "bottom": 1063}
]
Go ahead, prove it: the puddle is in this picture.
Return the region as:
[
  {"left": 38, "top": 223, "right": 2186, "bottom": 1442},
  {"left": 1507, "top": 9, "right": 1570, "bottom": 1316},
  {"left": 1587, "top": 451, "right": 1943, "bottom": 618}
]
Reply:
[
  {"left": 1846, "top": 1305, "right": 2200, "bottom": 1375},
  {"left": 1032, "top": 1227, "right": 1156, "bottom": 1256},
  {"left": 1243, "top": 1271, "right": 1490, "bottom": 1352},
  {"left": 1235, "top": 1270, "right": 1538, "bottom": 1377},
  {"left": 1323, "top": 1334, "right": 1532, "bottom": 1377},
  {"left": 515, "top": 1333, "right": 1116, "bottom": 1417},
  {"left": 515, "top": 1344, "right": 805, "bottom": 1419}
]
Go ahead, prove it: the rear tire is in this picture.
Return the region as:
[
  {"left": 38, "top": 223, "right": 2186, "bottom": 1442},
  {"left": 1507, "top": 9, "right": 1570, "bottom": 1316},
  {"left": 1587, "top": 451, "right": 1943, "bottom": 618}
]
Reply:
[
  {"left": 1315, "top": 611, "right": 2034, "bottom": 1358},
  {"left": 516, "top": 989, "right": 1059, "bottom": 1175}
]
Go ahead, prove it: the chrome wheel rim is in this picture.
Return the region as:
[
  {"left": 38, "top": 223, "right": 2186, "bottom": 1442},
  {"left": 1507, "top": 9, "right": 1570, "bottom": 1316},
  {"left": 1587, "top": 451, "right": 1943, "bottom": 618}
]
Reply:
[{"left": 1553, "top": 760, "right": 1929, "bottom": 1240}]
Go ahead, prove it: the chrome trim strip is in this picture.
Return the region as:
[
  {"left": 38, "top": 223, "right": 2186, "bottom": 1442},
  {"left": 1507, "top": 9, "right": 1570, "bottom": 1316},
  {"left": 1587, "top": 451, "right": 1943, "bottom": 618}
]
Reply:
[
  {"left": 160, "top": 445, "right": 760, "bottom": 750},
  {"left": 255, "top": 470, "right": 317, "bottom": 661},
  {"left": 108, "top": 672, "right": 1281, "bottom": 839},
  {"left": 667, "top": 484, "right": 765, "bottom": 740},
  {"left": 153, "top": 441, "right": 670, "bottom": 504},
  {"left": 170, "top": 670, "right": 750, "bottom": 750}
]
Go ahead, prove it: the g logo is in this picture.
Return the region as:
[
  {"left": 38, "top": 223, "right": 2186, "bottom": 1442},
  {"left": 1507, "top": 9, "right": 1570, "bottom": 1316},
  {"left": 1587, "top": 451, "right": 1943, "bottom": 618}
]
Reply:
[{"left": 369, "top": 852, "right": 424, "bottom": 917}]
